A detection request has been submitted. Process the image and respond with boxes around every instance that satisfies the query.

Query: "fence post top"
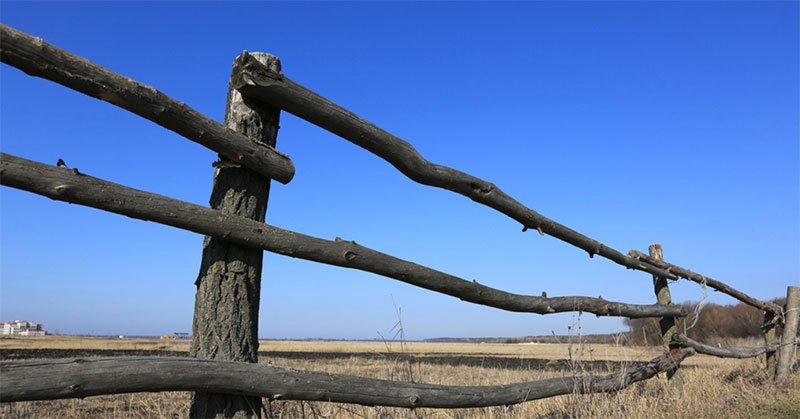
[235,50,281,74]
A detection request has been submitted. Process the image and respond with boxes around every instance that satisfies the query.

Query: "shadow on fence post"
[189,52,282,419]
[649,244,683,395]
[775,286,799,383]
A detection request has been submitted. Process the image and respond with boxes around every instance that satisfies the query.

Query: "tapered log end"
[249,52,281,73]
[648,243,662,258]
[232,51,282,81]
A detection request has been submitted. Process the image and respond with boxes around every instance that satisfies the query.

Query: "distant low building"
[160,332,190,340]
[1,320,46,336]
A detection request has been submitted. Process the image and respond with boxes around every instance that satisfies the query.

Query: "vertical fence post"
[775,286,799,382]
[189,52,282,419]
[649,244,683,394]
[763,311,779,377]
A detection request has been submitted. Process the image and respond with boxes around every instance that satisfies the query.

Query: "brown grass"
[1,337,798,418]
[0,335,191,352]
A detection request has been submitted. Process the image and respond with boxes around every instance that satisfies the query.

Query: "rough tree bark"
[649,244,683,394]
[190,52,281,419]
[764,311,779,377]
[775,286,799,383]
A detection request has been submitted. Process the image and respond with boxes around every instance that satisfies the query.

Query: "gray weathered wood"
[764,311,779,377]
[0,153,688,319]
[629,250,783,316]
[0,350,694,407]
[229,52,677,280]
[775,286,799,383]
[673,334,777,359]
[189,52,281,419]
[0,24,294,184]
[649,244,682,392]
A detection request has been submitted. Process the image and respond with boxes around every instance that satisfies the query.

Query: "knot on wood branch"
[469,182,494,195]
[53,184,72,196]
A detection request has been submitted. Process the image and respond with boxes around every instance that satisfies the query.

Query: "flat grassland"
[1,336,798,418]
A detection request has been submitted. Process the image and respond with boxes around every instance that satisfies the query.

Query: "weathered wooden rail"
[0,349,693,406]
[0,22,795,417]
[230,53,676,279]
[673,334,777,359]
[0,153,685,319]
[629,250,783,316]
[0,24,294,184]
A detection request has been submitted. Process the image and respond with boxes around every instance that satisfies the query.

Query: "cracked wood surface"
[0,24,294,183]
[0,349,694,407]
[189,52,282,419]
[0,153,688,319]
[775,286,799,383]
[648,244,682,391]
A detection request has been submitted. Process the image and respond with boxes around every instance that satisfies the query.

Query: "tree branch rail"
[0,153,688,319]
[230,52,678,279]
[0,349,694,407]
[628,250,782,316]
[673,334,781,359]
[0,24,294,184]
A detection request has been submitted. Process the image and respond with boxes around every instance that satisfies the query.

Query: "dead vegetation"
[1,337,797,418]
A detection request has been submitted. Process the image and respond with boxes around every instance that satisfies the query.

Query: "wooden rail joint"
[226,45,687,282]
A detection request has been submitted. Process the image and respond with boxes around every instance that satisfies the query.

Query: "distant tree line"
[624,297,786,346]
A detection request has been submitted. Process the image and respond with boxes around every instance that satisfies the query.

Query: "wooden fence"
[0,23,797,417]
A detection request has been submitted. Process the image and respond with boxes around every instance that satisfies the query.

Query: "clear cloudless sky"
[0,2,797,340]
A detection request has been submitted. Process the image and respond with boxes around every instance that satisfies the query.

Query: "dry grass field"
[1,336,798,418]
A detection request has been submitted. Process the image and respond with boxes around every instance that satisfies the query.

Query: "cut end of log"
[249,52,281,74]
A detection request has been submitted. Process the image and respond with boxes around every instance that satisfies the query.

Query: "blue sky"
[1,2,797,340]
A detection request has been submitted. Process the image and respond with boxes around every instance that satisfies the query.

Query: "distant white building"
[1,320,46,336]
